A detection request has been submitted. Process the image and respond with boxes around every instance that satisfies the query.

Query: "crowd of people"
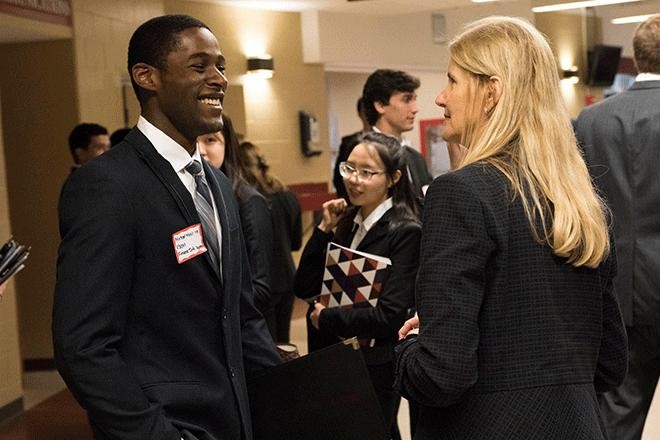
[1,9,652,440]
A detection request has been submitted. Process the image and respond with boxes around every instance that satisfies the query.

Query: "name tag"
[172,224,207,264]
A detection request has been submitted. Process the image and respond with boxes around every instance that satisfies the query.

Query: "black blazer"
[266,189,302,294]
[395,164,628,439]
[403,145,433,194]
[294,209,421,364]
[237,185,273,314]
[576,80,660,327]
[53,128,281,440]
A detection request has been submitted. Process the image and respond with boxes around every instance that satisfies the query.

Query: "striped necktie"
[185,160,221,273]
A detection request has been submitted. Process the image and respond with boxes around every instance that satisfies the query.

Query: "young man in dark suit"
[53,15,280,440]
[362,69,433,198]
[575,14,660,440]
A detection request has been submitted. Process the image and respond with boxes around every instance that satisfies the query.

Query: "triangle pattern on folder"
[318,242,391,310]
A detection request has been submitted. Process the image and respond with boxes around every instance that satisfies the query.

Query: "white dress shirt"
[137,116,222,254]
[636,72,660,82]
[350,197,393,249]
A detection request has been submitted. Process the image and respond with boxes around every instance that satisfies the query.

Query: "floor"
[3,300,659,440]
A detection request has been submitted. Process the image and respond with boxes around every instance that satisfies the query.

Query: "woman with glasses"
[294,131,421,437]
[395,17,627,439]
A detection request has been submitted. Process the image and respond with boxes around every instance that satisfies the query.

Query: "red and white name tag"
[172,223,207,264]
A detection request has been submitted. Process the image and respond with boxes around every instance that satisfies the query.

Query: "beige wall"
[71,0,164,129]
[535,12,590,118]
[324,1,533,161]
[309,0,533,72]
[596,1,660,58]
[0,40,79,360]
[164,0,330,185]
[0,92,23,411]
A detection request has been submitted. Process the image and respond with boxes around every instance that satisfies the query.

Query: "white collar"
[353,197,393,234]
[371,126,410,147]
[137,115,201,173]
[635,73,660,82]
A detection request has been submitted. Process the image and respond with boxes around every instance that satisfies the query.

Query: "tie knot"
[185,160,203,177]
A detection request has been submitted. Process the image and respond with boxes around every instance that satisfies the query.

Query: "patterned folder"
[319,242,391,309]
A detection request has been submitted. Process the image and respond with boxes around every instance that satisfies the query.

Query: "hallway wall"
[165,0,331,185]
[0,92,23,415]
[0,39,78,362]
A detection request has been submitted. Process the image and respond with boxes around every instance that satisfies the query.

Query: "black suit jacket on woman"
[53,128,280,440]
[294,209,421,364]
[395,164,628,440]
[237,185,273,315]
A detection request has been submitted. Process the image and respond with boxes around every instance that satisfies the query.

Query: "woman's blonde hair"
[450,16,609,268]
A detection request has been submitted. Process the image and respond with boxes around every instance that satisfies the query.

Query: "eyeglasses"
[339,162,384,182]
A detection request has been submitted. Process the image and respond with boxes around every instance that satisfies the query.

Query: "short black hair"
[362,69,420,126]
[110,128,132,147]
[68,123,108,157]
[127,15,210,102]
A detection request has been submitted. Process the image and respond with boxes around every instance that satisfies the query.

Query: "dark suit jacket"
[237,185,273,315]
[294,209,421,365]
[266,189,302,294]
[575,80,660,326]
[53,128,281,440]
[403,145,433,195]
[395,164,628,439]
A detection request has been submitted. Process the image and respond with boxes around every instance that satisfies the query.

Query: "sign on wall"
[0,0,72,26]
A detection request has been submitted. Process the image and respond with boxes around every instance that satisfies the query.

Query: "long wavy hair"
[238,141,286,194]
[449,16,609,268]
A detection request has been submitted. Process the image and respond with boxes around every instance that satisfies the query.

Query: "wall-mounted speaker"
[432,13,447,45]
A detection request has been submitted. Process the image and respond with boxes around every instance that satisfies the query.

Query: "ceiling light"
[471,0,499,3]
[532,0,641,13]
[611,14,654,24]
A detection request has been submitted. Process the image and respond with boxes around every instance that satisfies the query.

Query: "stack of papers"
[0,237,29,285]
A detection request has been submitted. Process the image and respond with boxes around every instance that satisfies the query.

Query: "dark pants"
[272,289,295,343]
[367,362,400,440]
[599,324,660,440]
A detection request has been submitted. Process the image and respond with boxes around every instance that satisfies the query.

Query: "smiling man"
[53,15,280,440]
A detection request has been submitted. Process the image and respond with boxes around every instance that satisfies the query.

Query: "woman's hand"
[310,302,326,330]
[398,313,419,340]
[318,198,348,233]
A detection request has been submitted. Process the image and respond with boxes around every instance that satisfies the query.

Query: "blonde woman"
[395,17,627,439]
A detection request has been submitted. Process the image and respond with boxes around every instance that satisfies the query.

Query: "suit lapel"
[126,129,222,280]
[356,211,391,251]
[127,129,198,224]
